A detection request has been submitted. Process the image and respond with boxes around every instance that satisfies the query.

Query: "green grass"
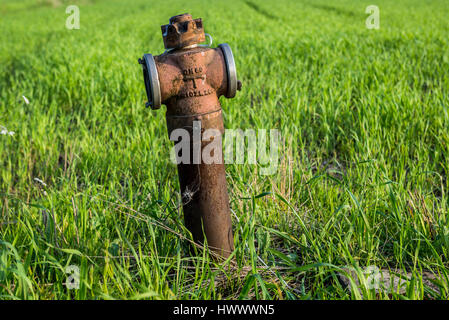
[1,0,449,300]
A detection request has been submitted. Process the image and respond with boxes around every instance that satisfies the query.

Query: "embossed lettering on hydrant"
[177,66,212,99]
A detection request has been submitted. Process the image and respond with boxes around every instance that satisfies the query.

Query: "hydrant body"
[140,14,241,257]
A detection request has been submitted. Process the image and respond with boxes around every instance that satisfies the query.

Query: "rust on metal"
[161,13,206,50]
[139,13,242,258]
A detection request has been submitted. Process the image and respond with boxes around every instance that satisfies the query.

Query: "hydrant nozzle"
[139,14,242,258]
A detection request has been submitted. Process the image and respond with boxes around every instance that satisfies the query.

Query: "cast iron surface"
[140,13,241,258]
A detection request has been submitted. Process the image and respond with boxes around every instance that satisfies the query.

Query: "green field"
[1,0,449,300]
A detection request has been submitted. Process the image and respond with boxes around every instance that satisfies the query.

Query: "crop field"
[1,0,449,300]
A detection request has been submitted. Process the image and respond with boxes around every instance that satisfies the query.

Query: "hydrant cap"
[161,13,206,50]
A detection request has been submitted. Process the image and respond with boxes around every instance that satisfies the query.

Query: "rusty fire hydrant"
[139,14,242,258]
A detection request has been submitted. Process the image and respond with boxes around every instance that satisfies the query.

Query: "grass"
[1,0,449,300]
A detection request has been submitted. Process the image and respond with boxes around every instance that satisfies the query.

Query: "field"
[1,0,449,300]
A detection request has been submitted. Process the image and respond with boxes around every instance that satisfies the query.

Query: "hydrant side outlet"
[140,14,242,258]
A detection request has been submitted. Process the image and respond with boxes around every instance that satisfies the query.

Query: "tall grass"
[1,0,448,299]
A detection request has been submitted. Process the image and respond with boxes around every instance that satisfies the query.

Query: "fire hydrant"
[139,13,242,258]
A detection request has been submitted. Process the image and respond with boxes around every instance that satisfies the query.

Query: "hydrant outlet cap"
[161,13,206,50]
[219,43,238,99]
[140,53,161,110]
